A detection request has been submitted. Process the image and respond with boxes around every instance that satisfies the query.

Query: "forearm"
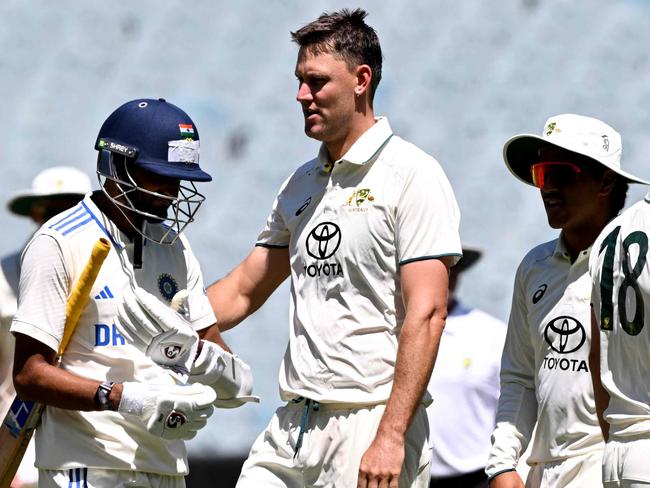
[14,358,121,411]
[207,247,290,332]
[378,311,444,439]
[207,277,257,331]
[486,381,537,477]
[14,334,122,411]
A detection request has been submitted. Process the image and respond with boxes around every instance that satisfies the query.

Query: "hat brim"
[138,159,212,182]
[454,247,482,272]
[7,192,87,217]
[503,134,650,186]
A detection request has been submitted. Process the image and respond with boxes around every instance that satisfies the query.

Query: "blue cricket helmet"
[95,98,212,182]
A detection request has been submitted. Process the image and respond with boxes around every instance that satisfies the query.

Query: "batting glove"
[119,381,216,440]
[190,341,260,408]
[117,287,199,378]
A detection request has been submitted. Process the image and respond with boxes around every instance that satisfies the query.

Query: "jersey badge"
[158,273,178,302]
[344,188,374,207]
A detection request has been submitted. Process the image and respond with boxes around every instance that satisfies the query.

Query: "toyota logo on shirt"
[543,315,586,354]
[306,222,341,260]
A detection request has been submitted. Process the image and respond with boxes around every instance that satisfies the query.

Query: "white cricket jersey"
[10,195,216,475]
[486,237,603,478]
[590,196,650,440]
[257,117,462,404]
[427,303,506,477]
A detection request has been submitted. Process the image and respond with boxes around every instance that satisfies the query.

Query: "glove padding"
[117,287,198,376]
[118,381,216,440]
[190,341,259,408]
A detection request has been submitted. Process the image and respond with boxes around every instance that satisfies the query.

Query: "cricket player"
[1,166,91,488]
[589,174,650,486]
[486,114,648,488]
[11,98,254,488]
[207,9,462,488]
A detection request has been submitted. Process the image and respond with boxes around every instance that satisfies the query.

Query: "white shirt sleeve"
[180,235,216,332]
[486,263,538,478]
[11,234,69,352]
[256,175,292,248]
[396,158,461,265]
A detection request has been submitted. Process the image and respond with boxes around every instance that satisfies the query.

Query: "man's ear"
[354,64,372,97]
[599,169,617,196]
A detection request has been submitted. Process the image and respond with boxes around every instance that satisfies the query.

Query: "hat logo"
[602,135,610,151]
[545,122,556,136]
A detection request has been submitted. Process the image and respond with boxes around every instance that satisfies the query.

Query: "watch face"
[95,382,114,410]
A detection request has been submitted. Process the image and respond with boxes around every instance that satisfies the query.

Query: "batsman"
[9,98,256,488]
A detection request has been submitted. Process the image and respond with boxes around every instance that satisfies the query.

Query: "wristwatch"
[94,381,115,411]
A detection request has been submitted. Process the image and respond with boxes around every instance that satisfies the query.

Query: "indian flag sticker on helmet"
[179,123,195,138]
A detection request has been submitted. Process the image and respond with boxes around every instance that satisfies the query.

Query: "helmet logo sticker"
[168,139,200,164]
[97,139,137,158]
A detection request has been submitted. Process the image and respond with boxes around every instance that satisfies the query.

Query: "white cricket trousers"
[237,400,431,488]
[38,468,185,488]
[603,438,650,487]
[524,449,602,488]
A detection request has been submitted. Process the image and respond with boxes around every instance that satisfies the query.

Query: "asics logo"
[295,197,312,216]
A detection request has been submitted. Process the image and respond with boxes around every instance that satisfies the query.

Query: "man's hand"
[489,471,525,488]
[118,381,216,440]
[117,287,199,376]
[189,341,259,408]
[357,432,404,488]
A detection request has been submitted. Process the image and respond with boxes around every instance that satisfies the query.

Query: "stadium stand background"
[2,0,650,485]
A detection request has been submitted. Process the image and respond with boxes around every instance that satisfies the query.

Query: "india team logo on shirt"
[158,273,178,302]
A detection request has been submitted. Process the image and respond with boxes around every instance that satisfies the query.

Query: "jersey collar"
[318,117,393,170]
[81,195,126,250]
[553,233,591,264]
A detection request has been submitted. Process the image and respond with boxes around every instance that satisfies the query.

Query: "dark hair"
[291,8,383,104]
[582,158,628,218]
[609,176,629,217]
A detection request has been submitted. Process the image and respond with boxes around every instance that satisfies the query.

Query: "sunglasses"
[530,161,582,188]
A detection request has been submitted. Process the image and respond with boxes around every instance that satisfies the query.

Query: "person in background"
[428,246,507,488]
[0,166,91,488]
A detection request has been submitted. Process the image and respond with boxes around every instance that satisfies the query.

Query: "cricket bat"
[0,237,111,488]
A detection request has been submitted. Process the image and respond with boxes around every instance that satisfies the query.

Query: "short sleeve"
[396,159,462,265]
[256,175,292,248]
[179,235,216,332]
[11,234,70,351]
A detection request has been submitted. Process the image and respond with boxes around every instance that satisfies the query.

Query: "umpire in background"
[427,247,507,488]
